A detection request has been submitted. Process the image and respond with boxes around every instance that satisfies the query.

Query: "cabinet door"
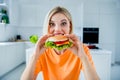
[92,54,111,80]
[0,43,25,77]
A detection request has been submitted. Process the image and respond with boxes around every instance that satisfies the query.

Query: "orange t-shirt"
[34,44,94,80]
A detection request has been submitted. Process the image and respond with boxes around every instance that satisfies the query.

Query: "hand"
[65,34,86,58]
[34,34,53,59]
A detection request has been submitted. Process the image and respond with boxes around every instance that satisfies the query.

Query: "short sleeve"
[81,44,95,70]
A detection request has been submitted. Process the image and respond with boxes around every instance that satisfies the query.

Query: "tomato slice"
[54,39,69,44]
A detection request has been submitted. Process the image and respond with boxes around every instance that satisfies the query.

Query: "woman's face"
[48,13,71,35]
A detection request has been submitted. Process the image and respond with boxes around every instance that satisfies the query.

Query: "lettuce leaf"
[29,35,38,44]
[45,41,73,51]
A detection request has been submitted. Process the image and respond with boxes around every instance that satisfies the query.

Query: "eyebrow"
[49,19,67,23]
[61,19,67,22]
[49,20,54,23]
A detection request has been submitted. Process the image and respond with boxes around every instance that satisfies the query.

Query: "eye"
[61,22,67,26]
[49,22,55,27]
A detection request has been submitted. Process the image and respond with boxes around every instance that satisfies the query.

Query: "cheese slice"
[56,41,69,46]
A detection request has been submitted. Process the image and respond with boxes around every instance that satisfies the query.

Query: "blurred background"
[0,0,120,80]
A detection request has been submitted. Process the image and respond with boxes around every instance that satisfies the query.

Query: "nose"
[54,24,62,32]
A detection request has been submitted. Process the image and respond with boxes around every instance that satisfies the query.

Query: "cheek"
[48,27,54,34]
[63,26,70,33]
[67,23,71,33]
[68,27,71,33]
[69,26,72,33]
[48,26,51,33]
[67,24,71,33]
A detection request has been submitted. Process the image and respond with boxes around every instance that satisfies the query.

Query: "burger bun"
[47,35,68,42]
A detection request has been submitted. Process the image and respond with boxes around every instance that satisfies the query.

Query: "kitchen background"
[0,0,120,80]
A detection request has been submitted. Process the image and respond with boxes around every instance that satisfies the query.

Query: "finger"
[36,34,50,45]
[66,34,78,42]
[46,34,54,38]
[39,34,53,41]
[35,34,49,49]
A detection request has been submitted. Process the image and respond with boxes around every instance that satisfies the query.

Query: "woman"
[21,6,100,80]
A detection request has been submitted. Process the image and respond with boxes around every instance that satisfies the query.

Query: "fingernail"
[65,34,69,35]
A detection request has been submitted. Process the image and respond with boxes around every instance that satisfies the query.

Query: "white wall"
[115,5,120,62]
[0,24,17,42]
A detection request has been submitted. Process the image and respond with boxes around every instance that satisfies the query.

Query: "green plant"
[1,9,7,14]
[1,15,9,23]
[0,9,9,24]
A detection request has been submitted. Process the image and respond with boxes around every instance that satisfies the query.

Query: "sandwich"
[45,35,73,50]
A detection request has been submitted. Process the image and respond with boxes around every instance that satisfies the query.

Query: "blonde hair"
[43,6,73,34]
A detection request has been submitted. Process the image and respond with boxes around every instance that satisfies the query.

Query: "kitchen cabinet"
[0,42,25,77]
[90,49,112,80]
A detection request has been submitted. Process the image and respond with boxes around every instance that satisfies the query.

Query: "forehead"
[50,13,69,22]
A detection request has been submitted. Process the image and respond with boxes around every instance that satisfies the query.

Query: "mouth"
[53,33,64,36]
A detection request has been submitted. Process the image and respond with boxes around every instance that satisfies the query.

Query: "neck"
[54,49,66,55]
